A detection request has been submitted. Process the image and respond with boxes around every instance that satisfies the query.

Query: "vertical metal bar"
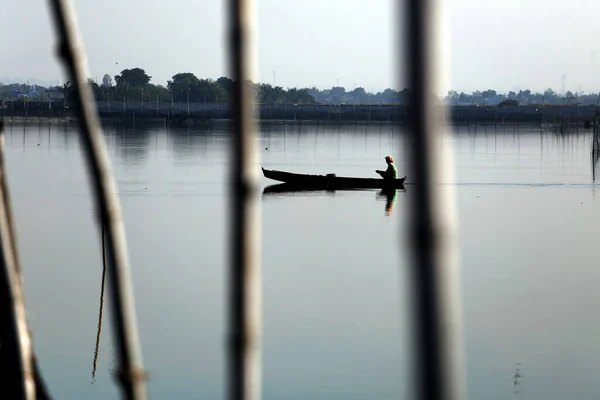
[0,120,36,399]
[226,0,262,399]
[45,1,147,399]
[401,0,465,399]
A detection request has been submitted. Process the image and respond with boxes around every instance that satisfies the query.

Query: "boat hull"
[262,183,406,196]
[261,167,406,189]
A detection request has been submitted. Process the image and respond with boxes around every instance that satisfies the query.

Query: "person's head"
[385,155,394,164]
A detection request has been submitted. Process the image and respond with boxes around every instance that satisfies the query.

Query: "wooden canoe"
[261,167,406,189]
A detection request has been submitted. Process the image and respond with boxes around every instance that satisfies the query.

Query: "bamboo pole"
[226,0,262,399]
[45,1,147,399]
[401,1,465,400]
[0,120,36,399]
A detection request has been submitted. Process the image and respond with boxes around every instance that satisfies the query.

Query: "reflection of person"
[378,188,398,216]
[376,155,398,180]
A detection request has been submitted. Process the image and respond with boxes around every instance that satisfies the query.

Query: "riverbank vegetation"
[2,67,599,107]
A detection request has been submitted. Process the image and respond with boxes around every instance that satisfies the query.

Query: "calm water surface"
[5,122,600,399]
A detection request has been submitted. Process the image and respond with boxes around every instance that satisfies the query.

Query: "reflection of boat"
[262,184,405,216]
[262,167,406,190]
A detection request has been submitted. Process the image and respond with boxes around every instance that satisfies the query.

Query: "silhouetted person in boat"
[376,155,398,179]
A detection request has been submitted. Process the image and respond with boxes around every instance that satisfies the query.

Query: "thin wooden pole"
[226,0,262,399]
[45,1,147,399]
[402,1,465,400]
[0,120,36,399]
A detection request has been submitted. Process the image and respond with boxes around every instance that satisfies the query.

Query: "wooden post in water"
[226,0,262,400]
[0,120,36,399]
[401,0,465,399]
[46,1,148,399]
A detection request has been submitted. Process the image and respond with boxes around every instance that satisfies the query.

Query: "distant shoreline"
[2,103,598,127]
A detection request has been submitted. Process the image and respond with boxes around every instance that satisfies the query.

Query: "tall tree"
[114,68,151,88]
[216,76,233,98]
[167,72,200,102]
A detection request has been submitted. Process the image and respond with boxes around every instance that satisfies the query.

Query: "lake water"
[5,121,600,399]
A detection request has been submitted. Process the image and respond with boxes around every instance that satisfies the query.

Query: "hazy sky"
[2,0,600,94]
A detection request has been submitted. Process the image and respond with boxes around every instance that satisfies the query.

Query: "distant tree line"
[2,67,600,106]
[443,88,600,106]
[0,67,413,106]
